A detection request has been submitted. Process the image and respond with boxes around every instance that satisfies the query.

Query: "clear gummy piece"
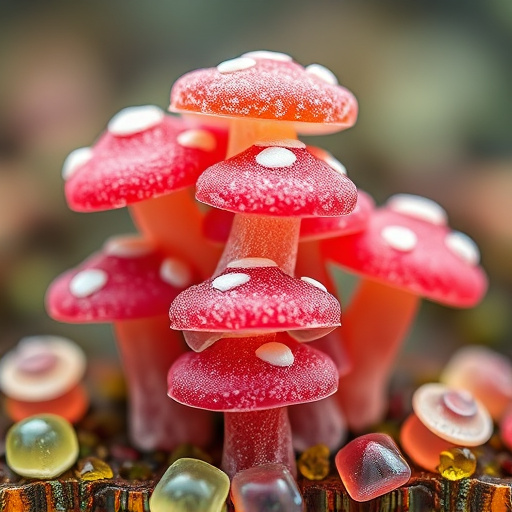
[231,463,304,512]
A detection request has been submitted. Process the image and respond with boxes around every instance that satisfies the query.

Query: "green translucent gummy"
[6,414,79,479]
[150,458,229,512]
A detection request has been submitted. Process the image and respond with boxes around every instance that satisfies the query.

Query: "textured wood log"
[1,469,511,511]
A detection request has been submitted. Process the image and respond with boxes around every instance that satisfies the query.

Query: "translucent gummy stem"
[114,316,213,451]
[222,407,296,479]
[337,279,419,431]
[215,215,300,276]
[130,187,222,279]
[226,118,296,158]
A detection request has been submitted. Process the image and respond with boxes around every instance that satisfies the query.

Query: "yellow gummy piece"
[297,444,330,480]
[78,457,114,481]
[438,447,476,481]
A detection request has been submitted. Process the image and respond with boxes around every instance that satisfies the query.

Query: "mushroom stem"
[288,239,349,450]
[130,187,222,279]
[336,279,419,432]
[114,315,213,451]
[226,119,296,158]
[222,407,296,479]
[214,214,300,276]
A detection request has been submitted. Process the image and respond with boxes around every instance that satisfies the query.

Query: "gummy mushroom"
[440,345,512,421]
[400,383,492,473]
[321,194,488,431]
[170,51,358,158]
[46,235,212,451]
[0,336,87,423]
[168,334,338,478]
[196,140,357,275]
[62,105,227,277]
[169,257,341,352]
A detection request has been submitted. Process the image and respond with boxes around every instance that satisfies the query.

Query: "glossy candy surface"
[196,142,357,217]
[170,53,358,133]
[335,433,411,502]
[6,414,79,479]
[231,463,304,512]
[438,447,477,481]
[64,107,227,211]
[321,195,487,307]
[76,457,114,481]
[149,458,229,512]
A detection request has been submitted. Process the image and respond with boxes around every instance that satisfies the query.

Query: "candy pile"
[0,51,505,511]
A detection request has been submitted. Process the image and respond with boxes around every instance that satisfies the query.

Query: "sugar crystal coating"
[107,105,164,136]
[62,147,93,180]
[438,447,476,481]
[196,145,357,217]
[150,458,229,512]
[255,342,295,367]
[231,463,303,512]
[6,414,79,479]
[168,335,338,411]
[169,266,340,333]
[69,269,108,298]
[335,433,411,502]
[170,57,358,132]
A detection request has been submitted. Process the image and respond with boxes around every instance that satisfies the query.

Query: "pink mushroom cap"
[62,106,227,212]
[168,335,338,412]
[196,141,357,217]
[169,257,340,336]
[46,235,195,322]
[169,52,358,134]
[321,194,487,307]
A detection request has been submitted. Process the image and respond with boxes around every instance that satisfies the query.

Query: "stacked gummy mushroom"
[166,50,359,484]
[46,105,228,451]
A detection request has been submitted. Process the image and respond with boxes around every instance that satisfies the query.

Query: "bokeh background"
[1,0,511,381]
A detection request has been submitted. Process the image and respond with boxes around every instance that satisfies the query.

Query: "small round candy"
[438,447,476,481]
[6,414,79,479]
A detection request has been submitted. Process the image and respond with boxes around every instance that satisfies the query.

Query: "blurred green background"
[0,0,511,379]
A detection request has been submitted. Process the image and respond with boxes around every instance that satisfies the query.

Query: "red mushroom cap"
[169,52,357,134]
[63,106,227,212]
[321,194,487,307]
[169,257,340,338]
[300,189,375,241]
[196,141,357,217]
[46,235,195,322]
[168,334,338,412]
